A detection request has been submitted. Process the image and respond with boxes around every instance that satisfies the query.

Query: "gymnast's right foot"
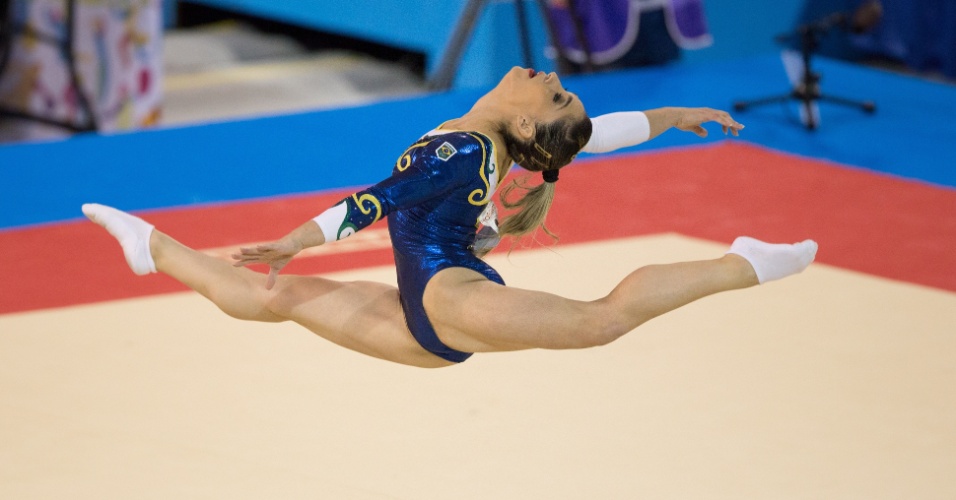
[82,203,157,275]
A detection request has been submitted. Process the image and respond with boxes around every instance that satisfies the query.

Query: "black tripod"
[733,12,875,130]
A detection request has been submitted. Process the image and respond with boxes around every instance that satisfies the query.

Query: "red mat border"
[4,142,955,314]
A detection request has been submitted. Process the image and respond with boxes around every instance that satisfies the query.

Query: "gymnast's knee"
[262,285,304,320]
[571,302,635,348]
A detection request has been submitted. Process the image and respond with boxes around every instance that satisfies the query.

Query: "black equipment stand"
[427,0,592,91]
[732,12,875,130]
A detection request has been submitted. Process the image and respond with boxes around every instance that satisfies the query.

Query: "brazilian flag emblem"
[436,141,458,161]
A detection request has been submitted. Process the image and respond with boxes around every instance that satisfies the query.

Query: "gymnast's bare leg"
[83,203,815,366]
[82,204,453,368]
[425,239,816,353]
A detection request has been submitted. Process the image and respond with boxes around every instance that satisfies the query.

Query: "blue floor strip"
[2,55,954,229]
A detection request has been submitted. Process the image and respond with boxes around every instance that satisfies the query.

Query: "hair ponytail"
[498,178,557,239]
[496,116,591,241]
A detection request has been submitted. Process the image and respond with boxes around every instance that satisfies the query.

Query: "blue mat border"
[2,55,954,230]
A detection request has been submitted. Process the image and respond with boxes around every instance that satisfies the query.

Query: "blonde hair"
[496,116,592,241]
[498,177,557,239]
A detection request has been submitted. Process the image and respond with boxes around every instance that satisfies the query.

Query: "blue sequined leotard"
[321,130,504,363]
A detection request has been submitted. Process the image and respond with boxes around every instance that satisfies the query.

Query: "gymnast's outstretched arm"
[583,107,745,154]
[233,137,473,288]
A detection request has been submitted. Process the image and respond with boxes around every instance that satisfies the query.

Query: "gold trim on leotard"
[351,193,383,223]
[395,140,431,172]
[465,132,492,206]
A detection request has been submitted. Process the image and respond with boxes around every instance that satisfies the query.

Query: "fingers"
[724,119,744,135]
[712,110,744,135]
[231,247,264,267]
[231,244,282,266]
[677,108,744,138]
[231,253,284,289]
[689,108,744,137]
[721,124,741,137]
[225,243,290,289]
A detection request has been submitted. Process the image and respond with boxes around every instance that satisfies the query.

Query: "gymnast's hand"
[232,237,303,290]
[232,220,326,289]
[673,107,744,138]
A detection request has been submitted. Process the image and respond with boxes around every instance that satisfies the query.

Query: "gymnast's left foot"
[727,236,818,284]
[82,203,157,275]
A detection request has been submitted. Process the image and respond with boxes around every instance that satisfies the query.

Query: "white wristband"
[312,201,349,242]
[582,111,651,154]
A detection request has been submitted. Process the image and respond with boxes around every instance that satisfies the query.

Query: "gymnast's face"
[482,66,587,128]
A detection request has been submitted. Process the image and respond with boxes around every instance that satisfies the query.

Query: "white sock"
[82,203,157,275]
[727,236,818,284]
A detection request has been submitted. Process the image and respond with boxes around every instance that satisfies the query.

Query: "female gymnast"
[83,67,817,368]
